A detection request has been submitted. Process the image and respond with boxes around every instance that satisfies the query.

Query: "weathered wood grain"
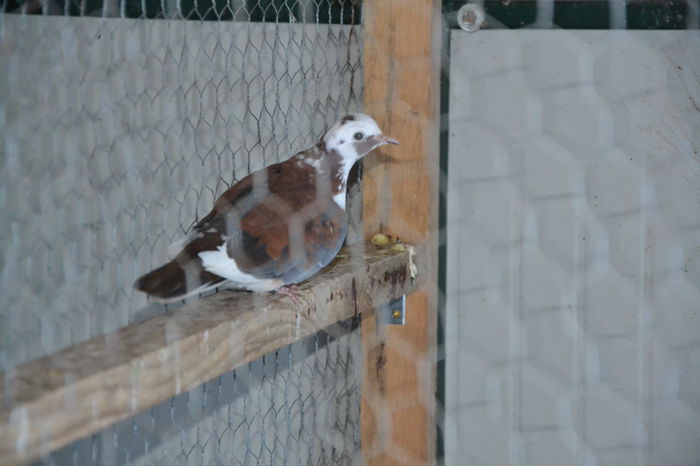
[361,0,441,464]
[0,246,424,465]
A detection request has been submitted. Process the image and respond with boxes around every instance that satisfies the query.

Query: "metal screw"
[458,4,485,32]
[381,296,406,325]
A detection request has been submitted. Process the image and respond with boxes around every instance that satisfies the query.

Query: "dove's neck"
[337,153,358,184]
[328,146,359,210]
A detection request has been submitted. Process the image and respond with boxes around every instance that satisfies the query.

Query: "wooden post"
[361,0,441,464]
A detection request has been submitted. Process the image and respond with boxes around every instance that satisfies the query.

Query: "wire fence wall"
[0,1,362,369]
[1,1,364,464]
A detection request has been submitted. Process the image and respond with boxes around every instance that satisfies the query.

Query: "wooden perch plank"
[0,245,425,465]
[361,0,441,464]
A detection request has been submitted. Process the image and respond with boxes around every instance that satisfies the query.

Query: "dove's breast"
[191,155,349,292]
[279,203,349,285]
[223,198,348,289]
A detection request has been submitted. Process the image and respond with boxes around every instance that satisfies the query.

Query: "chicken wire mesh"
[0,0,365,464]
[5,0,700,465]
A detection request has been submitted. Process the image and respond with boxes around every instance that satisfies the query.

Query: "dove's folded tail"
[134,258,225,303]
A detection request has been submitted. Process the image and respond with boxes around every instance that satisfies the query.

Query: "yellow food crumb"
[390,243,406,252]
[371,233,389,246]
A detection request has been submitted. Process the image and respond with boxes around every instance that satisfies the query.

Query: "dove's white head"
[314,113,398,209]
[322,113,399,162]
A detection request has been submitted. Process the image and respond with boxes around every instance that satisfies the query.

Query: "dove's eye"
[353,132,364,141]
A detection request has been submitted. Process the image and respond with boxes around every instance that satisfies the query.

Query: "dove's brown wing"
[191,149,348,284]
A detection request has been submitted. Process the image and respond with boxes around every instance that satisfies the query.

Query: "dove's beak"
[378,135,399,145]
[357,134,400,158]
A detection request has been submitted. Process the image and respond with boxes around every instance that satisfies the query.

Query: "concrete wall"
[445,30,700,466]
